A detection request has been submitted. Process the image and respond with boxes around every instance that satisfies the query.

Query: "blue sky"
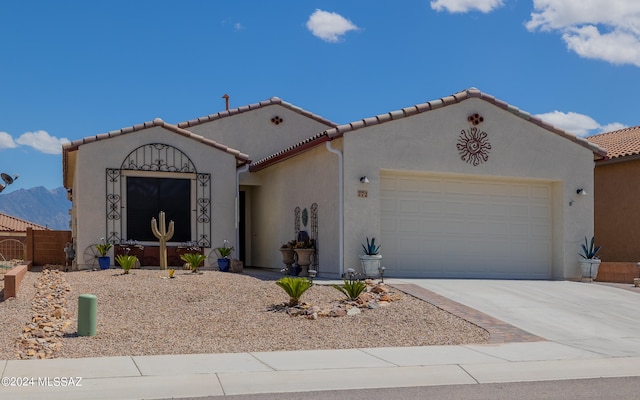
[1,0,639,192]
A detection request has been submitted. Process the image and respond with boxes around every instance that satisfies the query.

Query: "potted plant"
[115,254,138,275]
[180,252,207,273]
[579,236,601,281]
[214,240,234,272]
[360,237,382,278]
[293,237,315,277]
[95,238,112,270]
[280,240,297,275]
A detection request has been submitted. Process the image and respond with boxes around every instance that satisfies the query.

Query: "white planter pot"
[360,255,382,278]
[294,249,314,277]
[579,259,601,279]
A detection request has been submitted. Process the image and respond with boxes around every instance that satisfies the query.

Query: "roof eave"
[249,135,329,172]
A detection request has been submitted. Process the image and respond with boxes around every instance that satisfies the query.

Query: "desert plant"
[151,211,174,270]
[115,254,137,274]
[95,238,113,257]
[579,236,601,259]
[180,252,207,273]
[215,240,234,258]
[333,279,367,301]
[294,238,315,249]
[362,237,380,255]
[276,276,313,306]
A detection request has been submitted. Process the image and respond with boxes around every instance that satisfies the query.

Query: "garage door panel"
[381,173,552,279]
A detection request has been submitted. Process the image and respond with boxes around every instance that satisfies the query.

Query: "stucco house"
[62,88,606,279]
[587,127,640,281]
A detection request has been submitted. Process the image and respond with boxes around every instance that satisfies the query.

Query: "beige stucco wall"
[248,141,342,277]
[71,126,238,268]
[341,98,594,280]
[187,104,333,162]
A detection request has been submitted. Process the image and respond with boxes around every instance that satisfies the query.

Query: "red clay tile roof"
[587,126,640,160]
[177,97,337,129]
[0,212,48,232]
[63,118,250,161]
[250,88,608,171]
[62,118,251,187]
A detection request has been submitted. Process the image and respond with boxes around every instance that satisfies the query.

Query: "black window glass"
[126,177,190,242]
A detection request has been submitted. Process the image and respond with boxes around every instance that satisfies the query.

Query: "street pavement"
[2,279,640,399]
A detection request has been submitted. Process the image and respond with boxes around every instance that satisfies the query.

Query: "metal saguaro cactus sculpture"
[151,211,174,270]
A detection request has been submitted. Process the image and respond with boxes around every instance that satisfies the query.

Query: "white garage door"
[380,172,552,279]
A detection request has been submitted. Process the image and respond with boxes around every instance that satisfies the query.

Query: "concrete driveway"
[392,279,640,357]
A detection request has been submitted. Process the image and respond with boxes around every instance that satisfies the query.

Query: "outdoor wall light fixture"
[360,176,370,184]
[570,188,588,206]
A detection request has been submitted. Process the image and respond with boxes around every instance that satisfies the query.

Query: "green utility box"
[77,294,97,337]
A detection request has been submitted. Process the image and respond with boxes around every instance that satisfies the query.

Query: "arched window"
[105,143,211,247]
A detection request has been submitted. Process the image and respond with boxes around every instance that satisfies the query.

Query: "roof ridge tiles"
[62,118,250,162]
[177,96,337,129]
[251,87,607,171]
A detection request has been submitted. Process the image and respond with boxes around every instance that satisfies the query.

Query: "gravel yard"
[1,268,489,360]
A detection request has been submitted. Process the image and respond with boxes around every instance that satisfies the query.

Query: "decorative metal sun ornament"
[457,126,491,166]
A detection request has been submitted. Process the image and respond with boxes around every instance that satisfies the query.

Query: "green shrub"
[276,277,313,306]
[180,253,207,273]
[115,254,138,274]
[333,279,367,301]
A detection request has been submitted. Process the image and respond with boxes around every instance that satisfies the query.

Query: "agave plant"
[180,252,207,273]
[115,254,138,274]
[362,237,380,255]
[333,279,367,301]
[579,236,601,260]
[276,277,313,306]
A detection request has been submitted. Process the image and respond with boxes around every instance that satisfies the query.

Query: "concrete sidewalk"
[2,343,640,399]
[3,278,640,399]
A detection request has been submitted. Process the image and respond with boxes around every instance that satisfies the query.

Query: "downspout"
[325,141,344,277]
[236,164,250,260]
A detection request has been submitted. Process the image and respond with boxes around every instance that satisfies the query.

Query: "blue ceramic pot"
[217,258,230,272]
[98,256,110,270]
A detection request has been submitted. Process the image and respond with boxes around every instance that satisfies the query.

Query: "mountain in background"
[0,186,70,230]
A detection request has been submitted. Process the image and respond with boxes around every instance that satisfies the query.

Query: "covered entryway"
[380,171,552,279]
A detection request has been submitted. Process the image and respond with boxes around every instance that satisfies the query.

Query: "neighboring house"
[588,126,640,262]
[0,212,49,260]
[62,88,606,279]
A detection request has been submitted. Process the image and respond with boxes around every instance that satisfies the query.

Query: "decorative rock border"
[15,269,73,359]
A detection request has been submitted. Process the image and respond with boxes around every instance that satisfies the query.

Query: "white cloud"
[0,132,17,150]
[535,110,627,136]
[306,9,359,43]
[430,0,504,13]
[598,122,627,133]
[526,0,640,67]
[234,22,244,31]
[15,130,70,155]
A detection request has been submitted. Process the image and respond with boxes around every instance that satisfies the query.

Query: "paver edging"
[390,283,544,344]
